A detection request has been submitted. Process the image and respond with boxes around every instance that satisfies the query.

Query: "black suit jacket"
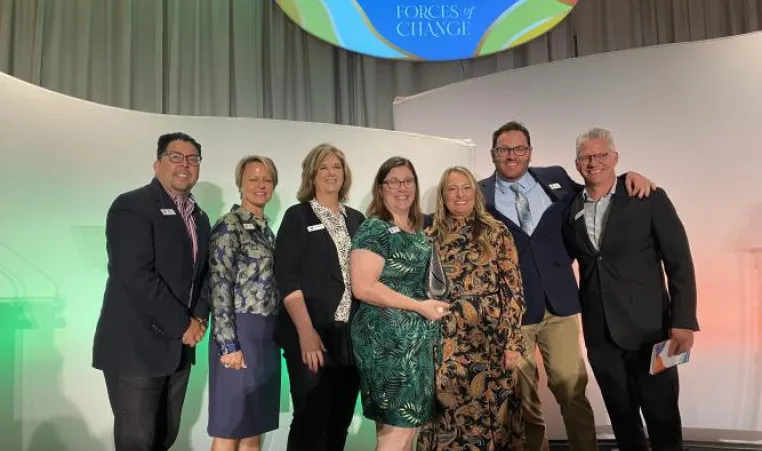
[92,178,211,377]
[479,166,582,324]
[562,179,699,351]
[273,202,365,393]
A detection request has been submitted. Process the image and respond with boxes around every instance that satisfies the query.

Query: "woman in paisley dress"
[417,166,527,451]
[350,156,451,450]
[207,155,281,451]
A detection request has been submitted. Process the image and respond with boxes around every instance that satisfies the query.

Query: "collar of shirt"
[495,170,536,195]
[162,186,196,212]
[233,205,269,228]
[310,198,347,217]
[583,181,617,202]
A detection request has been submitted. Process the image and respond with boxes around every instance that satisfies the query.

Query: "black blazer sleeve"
[105,197,191,338]
[651,188,699,331]
[274,205,306,298]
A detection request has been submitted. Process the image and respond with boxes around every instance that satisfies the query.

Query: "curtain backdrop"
[1,0,760,130]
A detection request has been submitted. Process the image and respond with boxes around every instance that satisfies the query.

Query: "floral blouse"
[310,199,353,322]
[209,206,279,355]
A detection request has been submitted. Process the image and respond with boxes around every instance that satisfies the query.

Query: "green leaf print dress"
[350,217,438,428]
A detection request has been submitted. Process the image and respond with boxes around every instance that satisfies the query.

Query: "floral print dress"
[417,216,527,451]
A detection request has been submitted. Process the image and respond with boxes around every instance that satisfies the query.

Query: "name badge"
[549,183,562,189]
[388,226,401,234]
[574,210,585,220]
[243,223,255,230]
[160,208,176,216]
[307,224,325,232]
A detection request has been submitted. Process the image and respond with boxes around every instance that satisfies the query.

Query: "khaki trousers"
[517,311,598,451]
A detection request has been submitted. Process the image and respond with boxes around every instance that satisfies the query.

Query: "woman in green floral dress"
[350,156,451,450]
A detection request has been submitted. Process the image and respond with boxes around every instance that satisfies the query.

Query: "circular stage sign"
[274,0,577,61]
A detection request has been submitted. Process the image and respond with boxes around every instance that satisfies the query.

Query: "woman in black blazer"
[274,143,365,451]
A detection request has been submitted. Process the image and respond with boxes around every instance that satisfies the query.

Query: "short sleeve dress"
[350,217,439,427]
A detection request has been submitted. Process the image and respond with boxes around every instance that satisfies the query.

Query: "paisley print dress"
[350,217,439,427]
[417,216,527,450]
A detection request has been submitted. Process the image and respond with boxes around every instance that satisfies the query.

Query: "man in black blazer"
[563,128,698,451]
[479,121,655,451]
[92,132,211,451]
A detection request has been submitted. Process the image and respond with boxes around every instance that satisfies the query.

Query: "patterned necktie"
[510,184,533,234]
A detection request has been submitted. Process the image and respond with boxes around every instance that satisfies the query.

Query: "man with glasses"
[562,128,696,451]
[478,122,655,451]
[93,132,211,451]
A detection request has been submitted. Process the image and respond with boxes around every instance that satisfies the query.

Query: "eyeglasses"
[576,152,611,165]
[162,151,202,166]
[492,145,530,157]
[382,178,416,189]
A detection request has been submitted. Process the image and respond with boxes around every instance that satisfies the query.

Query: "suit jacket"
[92,178,211,377]
[479,166,581,324]
[562,179,699,351]
[273,201,365,394]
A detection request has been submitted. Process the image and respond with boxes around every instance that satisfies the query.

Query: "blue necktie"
[510,184,533,234]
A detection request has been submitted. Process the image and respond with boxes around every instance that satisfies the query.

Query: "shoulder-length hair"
[430,166,502,255]
[366,156,423,230]
[296,143,352,203]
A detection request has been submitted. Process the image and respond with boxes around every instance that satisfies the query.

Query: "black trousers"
[285,359,360,451]
[586,333,682,451]
[103,362,191,451]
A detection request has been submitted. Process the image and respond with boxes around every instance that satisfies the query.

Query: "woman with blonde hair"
[207,155,281,451]
[417,166,527,450]
[274,143,365,450]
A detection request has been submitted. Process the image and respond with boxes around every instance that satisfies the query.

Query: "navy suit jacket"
[479,166,581,324]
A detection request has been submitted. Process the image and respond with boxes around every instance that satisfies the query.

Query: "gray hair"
[575,128,616,155]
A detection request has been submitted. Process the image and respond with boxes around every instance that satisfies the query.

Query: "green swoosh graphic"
[476,0,572,56]
[282,0,340,46]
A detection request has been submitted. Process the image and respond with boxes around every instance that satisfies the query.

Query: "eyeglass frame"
[575,151,613,165]
[381,177,416,189]
[491,145,531,157]
[161,150,203,166]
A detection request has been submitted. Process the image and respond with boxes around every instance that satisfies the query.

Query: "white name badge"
[243,223,255,230]
[388,226,401,234]
[549,183,562,189]
[160,208,176,216]
[574,210,585,220]
[307,224,325,232]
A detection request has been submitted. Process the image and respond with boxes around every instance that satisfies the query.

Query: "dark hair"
[366,156,424,231]
[156,132,202,160]
[491,121,531,149]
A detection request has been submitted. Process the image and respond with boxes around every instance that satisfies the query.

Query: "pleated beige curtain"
[0,0,760,130]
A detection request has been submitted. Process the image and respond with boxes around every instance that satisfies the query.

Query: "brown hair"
[365,156,424,230]
[430,166,503,255]
[296,143,353,202]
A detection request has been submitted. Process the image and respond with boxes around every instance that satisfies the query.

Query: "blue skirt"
[207,313,281,438]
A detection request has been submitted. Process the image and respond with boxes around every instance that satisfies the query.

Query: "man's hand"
[624,171,657,198]
[182,317,206,347]
[503,350,521,370]
[668,328,694,356]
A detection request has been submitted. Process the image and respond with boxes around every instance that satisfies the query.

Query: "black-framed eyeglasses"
[576,152,611,165]
[382,178,416,189]
[162,151,202,166]
[492,145,530,157]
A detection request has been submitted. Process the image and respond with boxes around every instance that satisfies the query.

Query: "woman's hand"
[298,327,326,373]
[220,350,247,370]
[417,300,451,321]
[503,349,521,370]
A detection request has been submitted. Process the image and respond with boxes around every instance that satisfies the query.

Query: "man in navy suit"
[93,132,211,451]
[478,122,654,451]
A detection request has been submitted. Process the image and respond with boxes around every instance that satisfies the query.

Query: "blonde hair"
[234,155,278,197]
[430,166,503,255]
[296,144,352,202]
